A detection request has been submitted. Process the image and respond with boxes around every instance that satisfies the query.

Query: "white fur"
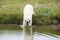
[23,4,35,27]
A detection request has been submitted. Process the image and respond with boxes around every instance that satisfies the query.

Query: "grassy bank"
[0,7,60,25]
[0,0,60,25]
[0,13,23,24]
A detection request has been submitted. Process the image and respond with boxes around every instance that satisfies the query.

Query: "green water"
[0,24,60,35]
[0,24,60,40]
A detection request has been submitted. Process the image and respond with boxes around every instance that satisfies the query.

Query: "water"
[23,26,33,40]
[0,25,60,40]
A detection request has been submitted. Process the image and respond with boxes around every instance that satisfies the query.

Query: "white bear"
[23,4,35,27]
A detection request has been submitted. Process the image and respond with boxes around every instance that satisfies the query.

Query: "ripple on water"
[0,30,60,40]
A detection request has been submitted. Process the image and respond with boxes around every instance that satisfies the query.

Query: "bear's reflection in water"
[23,26,33,40]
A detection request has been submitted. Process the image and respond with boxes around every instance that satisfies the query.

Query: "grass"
[0,13,23,24]
[0,0,60,14]
[0,0,60,24]
[0,6,60,24]
[1,0,60,5]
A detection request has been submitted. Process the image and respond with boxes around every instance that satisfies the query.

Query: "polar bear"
[23,4,35,27]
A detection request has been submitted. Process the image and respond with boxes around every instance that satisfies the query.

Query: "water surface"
[0,25,60,40]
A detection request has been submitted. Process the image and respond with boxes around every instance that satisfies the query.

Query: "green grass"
[0,6,60,24]
[1,0,60,5]
[0,0,60,24]
[0,14,23,24]
[33,6,60,25]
